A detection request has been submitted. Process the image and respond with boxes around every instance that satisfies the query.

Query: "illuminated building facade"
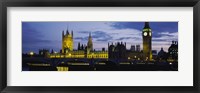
[46,22,176,62]
[48,23,154,60]
[142,22,152,61]
[62,29,73,53]
[87,50,108,59]
[49,31,108,59]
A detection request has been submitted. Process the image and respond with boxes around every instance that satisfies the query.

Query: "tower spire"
[89,32,91,37]
[87,32,93,52]
[62,30,64,38]
[66,25,69,35]
[71,30,73,37]
[78,42,81,50]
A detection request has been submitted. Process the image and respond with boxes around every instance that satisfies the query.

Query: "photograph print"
[22,22,178,71]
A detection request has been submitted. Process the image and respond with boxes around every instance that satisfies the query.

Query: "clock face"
[143,32,147,36]
[149,32,151,36]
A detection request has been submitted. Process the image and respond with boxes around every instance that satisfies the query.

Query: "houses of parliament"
[48,29,108,59]
[41,22,177,62]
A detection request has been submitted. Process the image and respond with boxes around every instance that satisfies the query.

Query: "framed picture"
[0,0,200,93]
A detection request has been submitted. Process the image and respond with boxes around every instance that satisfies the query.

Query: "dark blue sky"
[22,22,178,53]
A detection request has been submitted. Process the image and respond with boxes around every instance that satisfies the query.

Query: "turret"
[78,42,81,50]
[81,44,84,50]
[71,30,73,37]
[89,32,91,38]
[176,41,178,45]
[62,30,64,39]
[66,25,69,35]
[66,30,69,35]
[51,49,54,54]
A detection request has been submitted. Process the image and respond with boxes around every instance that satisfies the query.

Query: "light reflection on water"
[57,67,69,71]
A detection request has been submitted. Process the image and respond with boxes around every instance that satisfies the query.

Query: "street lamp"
[29,51,34,57]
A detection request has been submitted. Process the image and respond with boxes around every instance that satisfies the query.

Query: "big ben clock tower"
[142,22,152,61]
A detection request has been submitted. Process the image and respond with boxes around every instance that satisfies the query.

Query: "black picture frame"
[0,0,200,93]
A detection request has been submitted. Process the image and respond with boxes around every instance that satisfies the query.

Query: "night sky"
[22,22,178,54]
